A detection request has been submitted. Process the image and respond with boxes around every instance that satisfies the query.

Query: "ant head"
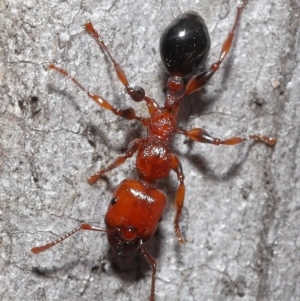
[107,226,140,255]
[160,11,210,78]
[105,179,166,254]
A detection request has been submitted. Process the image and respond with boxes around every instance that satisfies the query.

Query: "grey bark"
[0,0,299,300]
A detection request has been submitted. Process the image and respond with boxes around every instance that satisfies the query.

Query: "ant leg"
[182,0,248,97]
[31,224,109,254]
[140,242,157,301]
[171,154,186,244]
[49,64,150,126]
[176,128,277,146]
[88,138,143,185]
[85,22,159,115]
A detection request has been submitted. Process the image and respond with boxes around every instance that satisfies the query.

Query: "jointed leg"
[140,242,157,301]
[88,138,143,185]
[182,0,248,97]
[171,154,186,244]
[176,128,277,146]
[31,224,109,254]
[49,64,149,126]
[85,22,158,115]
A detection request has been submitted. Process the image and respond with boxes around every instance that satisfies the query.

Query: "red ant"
[32,1,276,300]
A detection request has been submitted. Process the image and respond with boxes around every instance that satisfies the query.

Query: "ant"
[31,1,276,300]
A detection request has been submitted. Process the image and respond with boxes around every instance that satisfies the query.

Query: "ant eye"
[110,197,117,205]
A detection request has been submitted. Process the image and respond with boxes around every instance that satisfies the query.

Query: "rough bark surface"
[1,0,299,300]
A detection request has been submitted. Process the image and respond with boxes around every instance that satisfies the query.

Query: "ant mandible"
[32,1,276,300]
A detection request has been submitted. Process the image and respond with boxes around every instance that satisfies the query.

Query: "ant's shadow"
[160,65,258,183]
[176,89,257,183]
[31,229,163,293]
[106,227,163,286]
